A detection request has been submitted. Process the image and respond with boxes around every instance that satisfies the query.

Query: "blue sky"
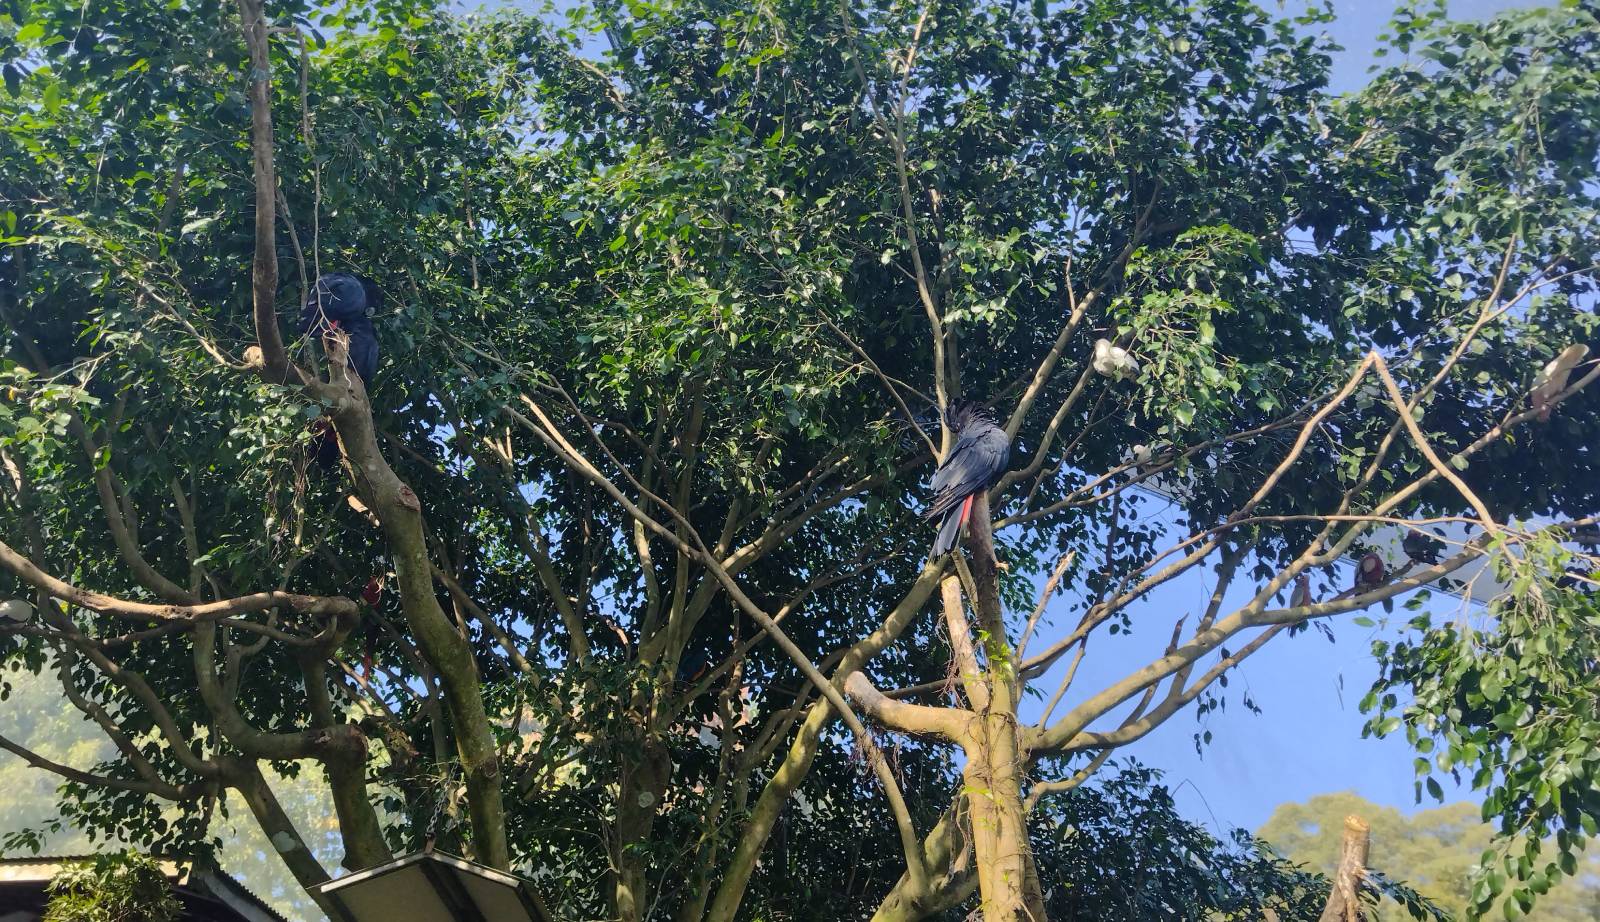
[1010,0,1555,836]
[1017,532,1447,835]
[1319,0,1552,92]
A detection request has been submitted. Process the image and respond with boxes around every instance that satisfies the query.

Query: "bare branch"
[0,731,209,800]
[234,0,290,381]
[845,672,964,741]
[0,537,357,623]
[1017,550,1075,659]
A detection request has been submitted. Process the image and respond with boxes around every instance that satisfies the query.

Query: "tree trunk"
[1317,815,1370,922]
[226,760,338,919]
[313,346,510,870]
[965,711,1044,921]
[963,492,1047,922]
[231,0,507,872]
[302,658,393,871]
[613,736,672,922]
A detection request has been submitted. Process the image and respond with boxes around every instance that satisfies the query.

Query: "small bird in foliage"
[925,402,1011,558]
[300,272,382,385]
[1127,440,1171,479]
[1402,529,1444,566]
[1353,552,1385,592]
[1530,344,1589,422]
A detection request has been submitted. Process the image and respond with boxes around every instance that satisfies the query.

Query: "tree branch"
[235,0,289,381]
[845,671,965,741]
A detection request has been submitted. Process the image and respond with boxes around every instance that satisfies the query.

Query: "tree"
[43,854,181,922]
[0,671,334,921]
[1035,765,1442,921]
[1364,559,1600,920]
[1261,791,1600,921]
[1,0,1597,920]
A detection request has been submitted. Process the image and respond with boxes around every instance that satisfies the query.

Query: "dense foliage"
[1,0,1596,919]
[43,853,181,922]
[1036,765,1442,921]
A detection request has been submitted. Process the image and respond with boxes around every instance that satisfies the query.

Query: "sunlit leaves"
[1365,536,1600,919]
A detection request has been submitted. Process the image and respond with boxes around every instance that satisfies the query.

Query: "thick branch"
[235,0,289,381]
[0,536,357,623]
[845,672,965,741]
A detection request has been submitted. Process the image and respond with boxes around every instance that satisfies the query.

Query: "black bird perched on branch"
[924,402,1011,558]
[300,273,382,470]
[1403,528,1444,566]
[300,272,382,385]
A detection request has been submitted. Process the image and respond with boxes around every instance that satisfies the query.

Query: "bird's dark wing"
[925,422,1010,518]
[303,273,370,329]
[926,430,985,517]
[344,319,379,384]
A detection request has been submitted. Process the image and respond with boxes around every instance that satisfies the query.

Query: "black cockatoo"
[925,402,1011,558]
[1402,529,1444,566]
[300,272,382,385]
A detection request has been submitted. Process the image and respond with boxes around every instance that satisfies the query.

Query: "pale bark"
[964,493,1045,921]
[870,797,978,922]
[1317,816,1371,922]
[228,760,338,918]
[965,704,1042,921]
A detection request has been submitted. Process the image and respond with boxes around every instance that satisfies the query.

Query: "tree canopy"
[1,0,1597,919]
[1262,791,1600,921]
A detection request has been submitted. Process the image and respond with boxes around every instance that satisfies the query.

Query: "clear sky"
[1015,0,1556,839]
